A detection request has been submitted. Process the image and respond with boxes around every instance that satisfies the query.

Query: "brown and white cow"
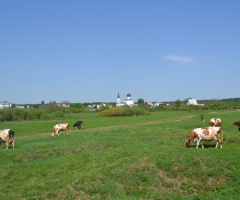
[185,127,223,149]
[0,129,15,149]
[233,121,240,131]
[51,123,70,136]
[209,118,221,127]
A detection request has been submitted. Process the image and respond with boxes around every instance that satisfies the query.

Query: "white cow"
[185,127,223,149]
[0,129,15,149]
[51,123,70,136]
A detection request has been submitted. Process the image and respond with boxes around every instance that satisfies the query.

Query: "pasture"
[1,110,240,199]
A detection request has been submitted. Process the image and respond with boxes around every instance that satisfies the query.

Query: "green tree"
[48,101,58,112]
[137,98,144,104]
[174,99,181,107]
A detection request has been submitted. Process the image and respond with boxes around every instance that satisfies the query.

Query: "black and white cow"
[0,129,15,149]
[73,121,83,129]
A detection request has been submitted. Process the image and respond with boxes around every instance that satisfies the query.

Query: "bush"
[99,107,124,117]
[0,108,62,121]
[53,111,64,119]
[99,107,148,117]
[41,114,50,120]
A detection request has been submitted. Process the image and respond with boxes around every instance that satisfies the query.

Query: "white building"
[0,102,12,109]
[187,99,204,106]
[116,93,134,107]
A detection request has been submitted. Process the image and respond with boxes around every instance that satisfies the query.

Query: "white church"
[116,93,134,107]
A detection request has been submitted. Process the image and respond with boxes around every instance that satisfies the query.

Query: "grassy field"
[1,110,240,199]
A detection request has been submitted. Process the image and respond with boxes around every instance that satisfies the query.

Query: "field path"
[15,115,194,138]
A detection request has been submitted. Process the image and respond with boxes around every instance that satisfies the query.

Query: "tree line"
[0,98,240,121]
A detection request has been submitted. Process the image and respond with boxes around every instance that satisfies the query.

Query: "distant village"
[0,93,204,109]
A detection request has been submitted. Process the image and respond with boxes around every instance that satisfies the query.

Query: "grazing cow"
[185,127,223,149]
[51,123,70,136]
[73,121,83,129]
[209,118,221,127]
[0,129,15,149]
[233,121,240,131]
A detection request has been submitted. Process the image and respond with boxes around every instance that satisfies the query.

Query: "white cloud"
[164,55,195,63]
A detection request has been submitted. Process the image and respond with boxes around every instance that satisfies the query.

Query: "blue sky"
[1,0,239,104]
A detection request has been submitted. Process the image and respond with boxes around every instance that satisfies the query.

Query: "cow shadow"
[189,143,218,148]
[201,144,218,148]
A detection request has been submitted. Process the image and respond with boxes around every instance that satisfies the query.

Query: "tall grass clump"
[99,107,148,117]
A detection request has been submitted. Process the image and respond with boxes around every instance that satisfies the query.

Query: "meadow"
[1,110,240,199]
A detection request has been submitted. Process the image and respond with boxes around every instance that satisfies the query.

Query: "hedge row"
[0,109,66,121]
[99,107,148,117]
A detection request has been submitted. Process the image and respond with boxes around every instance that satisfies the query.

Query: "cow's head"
[8,130,14,138]
[185,139,191,148]
[233,121,240,126]
[51,128,55,135]
[8,138,14,144]
[209,122,214,127]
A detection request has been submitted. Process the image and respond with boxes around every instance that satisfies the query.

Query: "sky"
[1,0,240,104]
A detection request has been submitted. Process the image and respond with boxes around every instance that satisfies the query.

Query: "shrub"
[99,107,148,117]
[123,107,134,116]
[99,107,124,117]
[53,111,64,119]
[41,114,49,120]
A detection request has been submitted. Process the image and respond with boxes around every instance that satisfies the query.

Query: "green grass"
[1,110,240,199]
[0,111,192,136]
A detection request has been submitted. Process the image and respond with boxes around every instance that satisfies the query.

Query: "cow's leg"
[196,140,200,148]
[219,139,222,149]
[6,142,9,150]
[200,140,204,148]
[214,137,222,148]
[213,137,218,148]
[56,131,59,136]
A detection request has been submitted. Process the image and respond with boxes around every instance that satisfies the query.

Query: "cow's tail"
[68,123,71,135]
[221,128,223,143]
